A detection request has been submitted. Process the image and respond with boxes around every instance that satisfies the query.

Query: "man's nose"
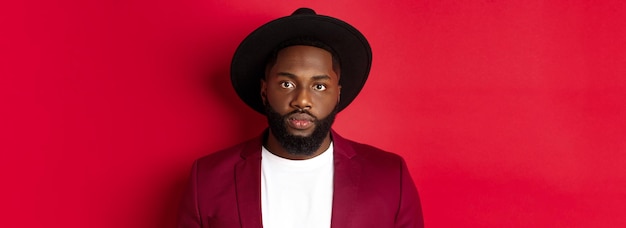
[290,87,312,110]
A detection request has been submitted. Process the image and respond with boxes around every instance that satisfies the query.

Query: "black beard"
[264,103,338,157]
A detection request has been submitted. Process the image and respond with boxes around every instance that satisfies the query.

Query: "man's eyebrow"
[276,72,296,79]
[311,75,331,81]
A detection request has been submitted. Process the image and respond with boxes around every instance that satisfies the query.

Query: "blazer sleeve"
[177,160,203,228]
[395,158,424,228]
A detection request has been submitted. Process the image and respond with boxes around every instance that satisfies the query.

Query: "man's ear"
[337,84,342,103]
[260,79,267,103]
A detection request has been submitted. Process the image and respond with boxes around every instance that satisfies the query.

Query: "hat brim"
[230,10,372,114]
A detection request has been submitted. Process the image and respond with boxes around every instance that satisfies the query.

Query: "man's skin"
[261,45,341,160]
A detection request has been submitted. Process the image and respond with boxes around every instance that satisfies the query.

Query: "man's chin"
[286,127,316,137]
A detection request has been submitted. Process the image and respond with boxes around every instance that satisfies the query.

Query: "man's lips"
[287,113,315,130]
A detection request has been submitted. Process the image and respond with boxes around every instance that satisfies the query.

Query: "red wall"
[2,0,625,227]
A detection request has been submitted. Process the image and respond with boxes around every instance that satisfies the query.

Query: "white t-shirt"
[261,143,334,228]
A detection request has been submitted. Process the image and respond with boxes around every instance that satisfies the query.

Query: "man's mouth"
[286,113,315,130]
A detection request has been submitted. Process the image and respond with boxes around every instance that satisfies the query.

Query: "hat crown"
[292,8,316,16]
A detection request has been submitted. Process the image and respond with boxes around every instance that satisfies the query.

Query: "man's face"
[261,45,341,155]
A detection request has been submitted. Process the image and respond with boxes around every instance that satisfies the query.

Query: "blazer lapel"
[330,131,361,228]
[235,137,263,228]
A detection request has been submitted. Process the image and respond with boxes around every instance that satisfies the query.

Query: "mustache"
[263,101,316,122]
[285,109,318,121]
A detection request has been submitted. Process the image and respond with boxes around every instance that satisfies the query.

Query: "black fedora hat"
[230,8,372,114]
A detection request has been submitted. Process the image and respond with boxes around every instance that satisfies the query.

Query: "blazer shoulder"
[343,138,407,170]
[195,136,261,171]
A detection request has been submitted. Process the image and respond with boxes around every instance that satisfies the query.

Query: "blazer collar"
[329,129,357,159]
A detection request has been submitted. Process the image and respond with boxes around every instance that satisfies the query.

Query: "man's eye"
[280,81,294,88]
[314,84,327,91]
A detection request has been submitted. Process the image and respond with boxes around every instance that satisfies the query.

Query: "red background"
[2,0,625,227]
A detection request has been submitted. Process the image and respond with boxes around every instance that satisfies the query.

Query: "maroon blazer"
[178,130,424,228]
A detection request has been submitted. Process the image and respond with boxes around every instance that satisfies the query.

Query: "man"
[178,8,424,228]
